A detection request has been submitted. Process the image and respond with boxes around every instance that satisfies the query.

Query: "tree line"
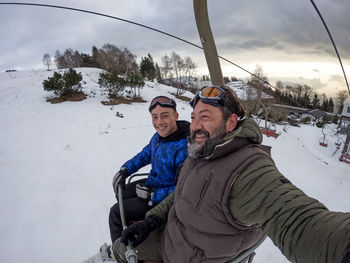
[43,45,347,113]
[246,65,348,114]
[43,43,197,96]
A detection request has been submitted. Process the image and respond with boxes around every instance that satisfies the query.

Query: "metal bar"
[193,0,224,86]
[117,184,138,263]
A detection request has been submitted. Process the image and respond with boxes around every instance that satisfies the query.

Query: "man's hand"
[121,215,161,247]
[112,168,129,194]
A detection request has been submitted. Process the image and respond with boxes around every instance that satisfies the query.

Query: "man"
[99,95,189,261]
[112,85,350,263]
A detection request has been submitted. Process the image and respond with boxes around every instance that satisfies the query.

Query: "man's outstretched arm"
[229,157,350,263]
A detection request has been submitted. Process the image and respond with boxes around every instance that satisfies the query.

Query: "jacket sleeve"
[122,142,152,175]
[146,191,175,225]
[229,157,350,263]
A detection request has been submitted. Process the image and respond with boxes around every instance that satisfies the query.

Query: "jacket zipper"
[195,173,211,208]
[178,159,197,196]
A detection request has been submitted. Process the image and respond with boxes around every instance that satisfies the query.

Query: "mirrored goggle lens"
[200,86,224,98]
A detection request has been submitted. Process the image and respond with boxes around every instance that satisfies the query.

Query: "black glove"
[112,167,129,194]
[342,250,350,263]
[121,215,161,247]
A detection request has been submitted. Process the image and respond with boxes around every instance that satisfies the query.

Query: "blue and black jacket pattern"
[122,121,189,204]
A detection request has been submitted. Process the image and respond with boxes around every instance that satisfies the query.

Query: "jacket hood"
[203,118,262,159]
[235,117,262,144]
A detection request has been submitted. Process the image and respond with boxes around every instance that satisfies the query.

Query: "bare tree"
[42,53,52,71]
[161,52,197,95]
[247,65,269,113]
[98,44,138,75]
[170,52,186,95]
[119,47,138,74]
[161,54,172,80]
[184,56,196,85]
[54,50,66,69]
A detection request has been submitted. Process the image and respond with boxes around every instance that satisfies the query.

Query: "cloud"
[329,74,344,83]
[0,0,348,100]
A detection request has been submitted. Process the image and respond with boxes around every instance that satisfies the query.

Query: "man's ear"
[226,114,238,132]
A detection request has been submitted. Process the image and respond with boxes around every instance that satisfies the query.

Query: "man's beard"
[188,121,227,159]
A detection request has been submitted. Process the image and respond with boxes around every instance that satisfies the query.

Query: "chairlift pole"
[339,126,350,163]
[342,134,350,155]
[118,185,138,263]
[193,0,224,87]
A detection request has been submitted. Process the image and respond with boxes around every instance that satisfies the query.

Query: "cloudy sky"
[1,0,349,97]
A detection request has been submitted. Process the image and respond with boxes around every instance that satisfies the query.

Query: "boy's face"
[151,105,179,137]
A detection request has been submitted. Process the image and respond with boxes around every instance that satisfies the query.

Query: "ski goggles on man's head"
[190,85,226,109]
[149,96,177,112]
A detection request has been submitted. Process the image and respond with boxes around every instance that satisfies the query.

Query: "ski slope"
[0,68,349,263]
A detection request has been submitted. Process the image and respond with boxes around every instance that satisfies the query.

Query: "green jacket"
[147,118,350,263]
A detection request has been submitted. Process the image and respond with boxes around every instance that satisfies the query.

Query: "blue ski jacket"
[122,121,189,204]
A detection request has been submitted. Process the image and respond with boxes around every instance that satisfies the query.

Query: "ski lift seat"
[319,138,328,147]
[260,127,281,138]
[335,137,342,147]
[339,153,350,164]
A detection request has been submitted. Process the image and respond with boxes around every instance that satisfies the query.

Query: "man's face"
[190,100,227,145]
[151,105,179,137]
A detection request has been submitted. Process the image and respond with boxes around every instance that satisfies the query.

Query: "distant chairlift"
[339,149,350,164]
[260,123,281,139]
[339,134,350,164]
[319,127,328,147]
[335,137,342,147]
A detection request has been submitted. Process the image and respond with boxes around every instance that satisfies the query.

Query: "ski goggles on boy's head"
[149,96,177,112]
[190,85,226,109]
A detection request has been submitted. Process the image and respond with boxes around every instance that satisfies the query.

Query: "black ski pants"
[109,178,154,243]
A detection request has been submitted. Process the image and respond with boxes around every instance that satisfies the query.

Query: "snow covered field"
[0,68,349,263]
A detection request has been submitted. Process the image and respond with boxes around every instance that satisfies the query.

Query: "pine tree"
[91,46,101,68]
[140,53,156,81]
[98,73,126,98]
[155,63,162,83]
[321,98,329,112]
[43,68,82,97]
[312,93,320,109]
[335,90,349,114]
[328,97,335,113]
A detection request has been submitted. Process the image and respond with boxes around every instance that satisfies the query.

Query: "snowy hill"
[0,68,349,263]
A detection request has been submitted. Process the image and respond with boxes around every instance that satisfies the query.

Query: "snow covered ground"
[0,68,349,263]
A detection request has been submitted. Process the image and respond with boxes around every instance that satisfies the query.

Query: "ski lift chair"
[335,137,342,147]
[319,138,328,147]
[319,127,328,147]
[340,153,350,164]
[260,126,281,138]
[339,147,350,164]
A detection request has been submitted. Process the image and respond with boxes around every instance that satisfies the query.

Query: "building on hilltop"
[226,81,275,104]
[300,109,327,122]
